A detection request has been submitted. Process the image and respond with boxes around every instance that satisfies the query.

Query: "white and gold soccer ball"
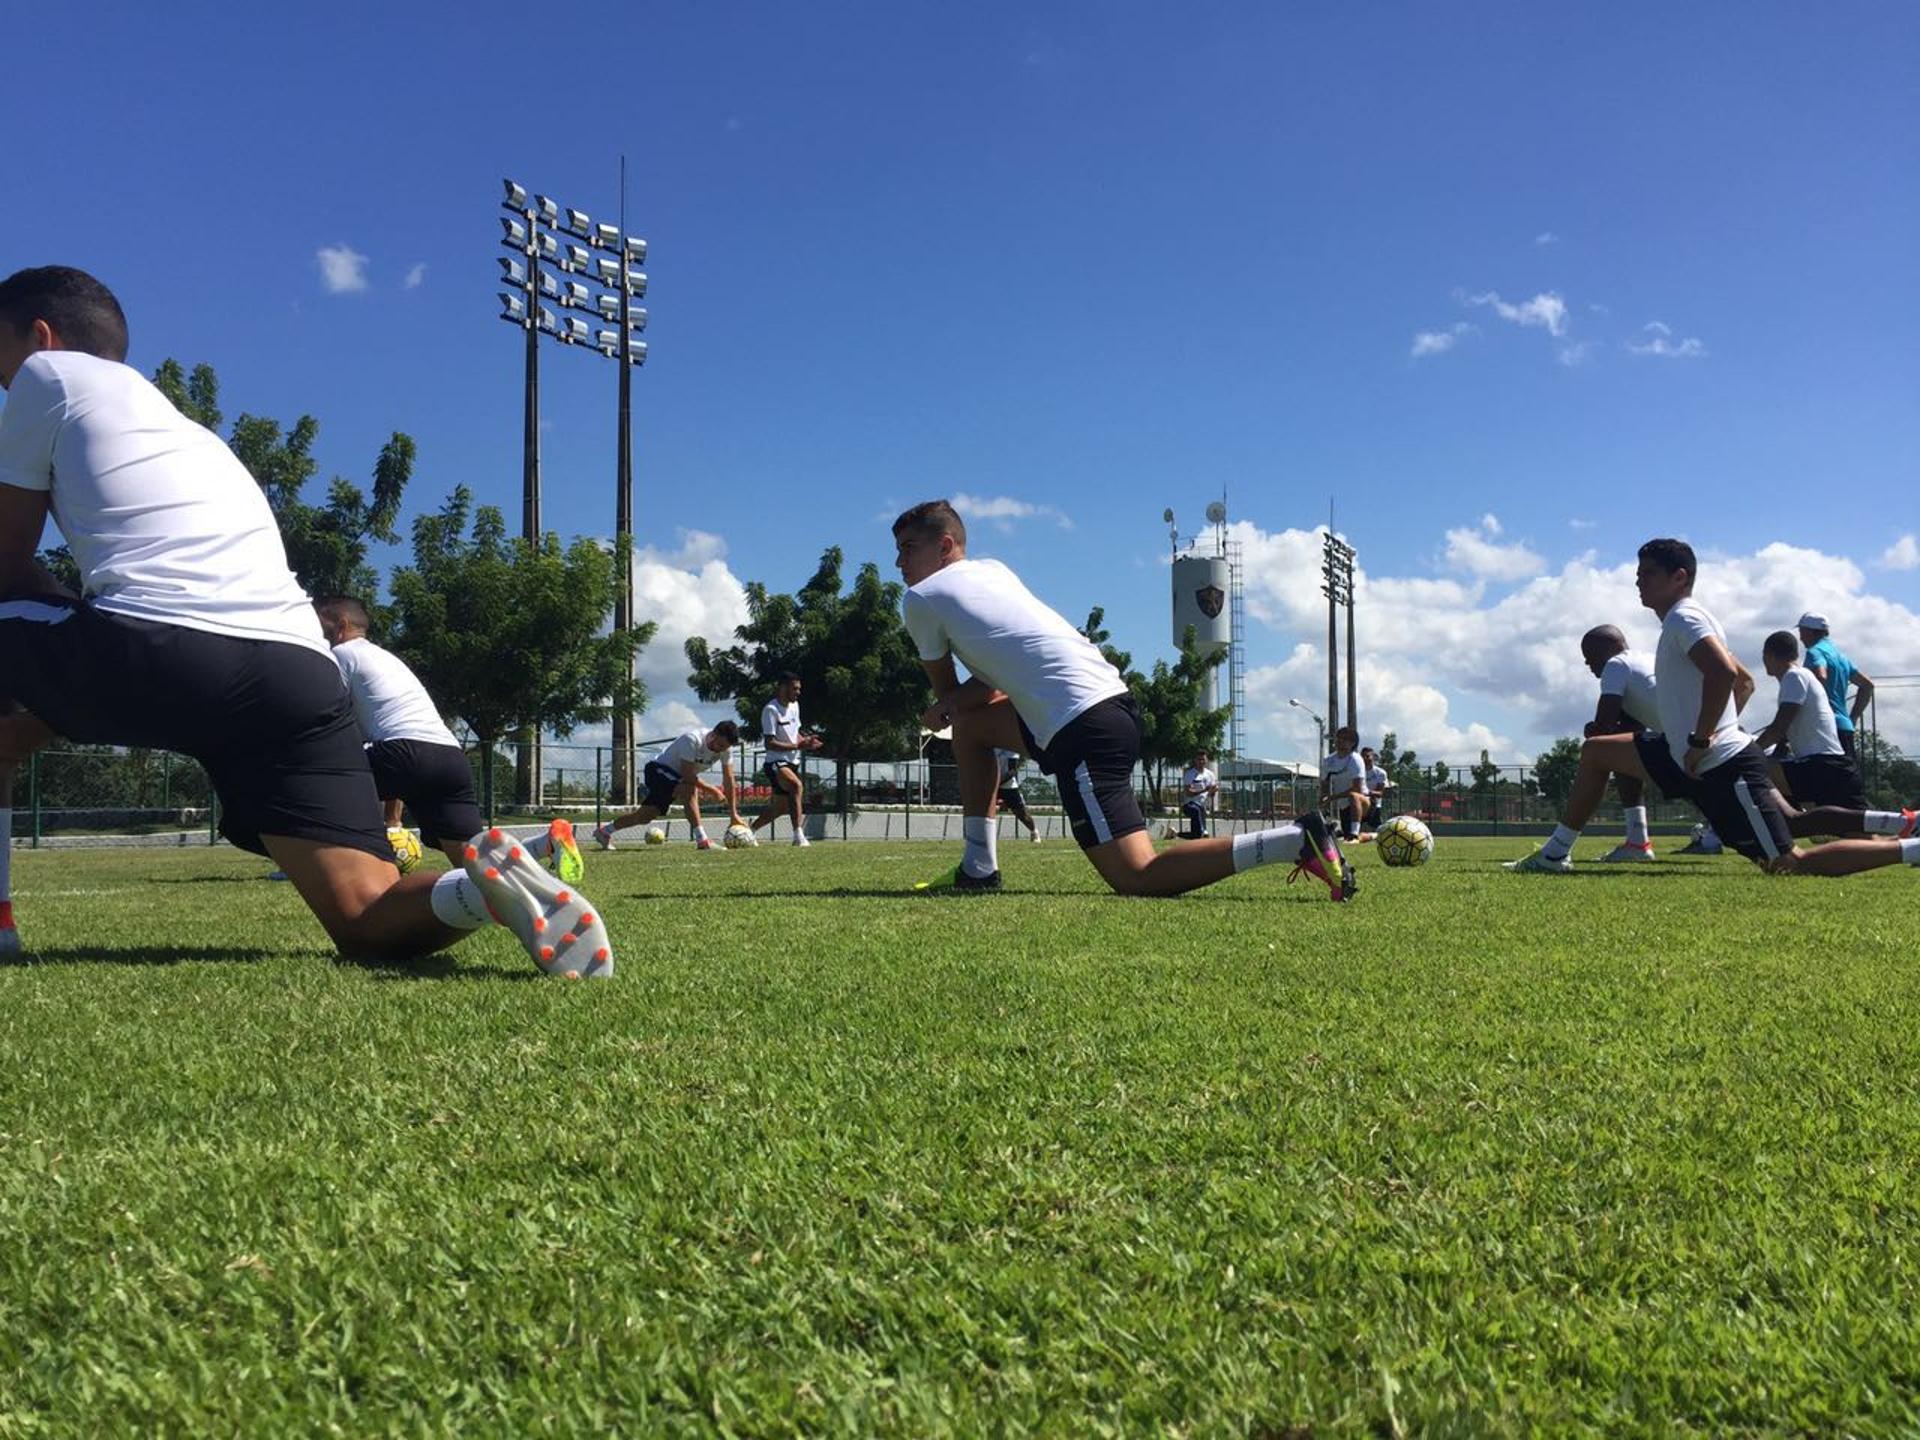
[644,826,669,846]
[723,823,756,849]
[387,825,424,874]
[1375,815,1434,868]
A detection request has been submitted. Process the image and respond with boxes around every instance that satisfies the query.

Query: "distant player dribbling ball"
[1375,815,1434,867]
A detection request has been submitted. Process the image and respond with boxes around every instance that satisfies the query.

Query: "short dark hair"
[1637,537,1697,584]
[1335,725,1358,744]
[712,719,740,745]
[0,266,129,362]
[776,670,801,686]
[1580,623,1627,664]
[1763,630,1800,661]
[315,594,371,631]
[891,499,967,549]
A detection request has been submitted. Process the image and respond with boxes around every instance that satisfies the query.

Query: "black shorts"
[997,785,1029,818]
[642,760,683,812]
[1016,694,1145,850]
[763,759,801,788]
[1632,732,1697,802]
[0,598,388,860]
[366,738,483,846]
[1779,753,1868,810]
[1690,745,1795,863]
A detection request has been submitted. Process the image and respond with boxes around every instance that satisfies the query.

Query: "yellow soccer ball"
[387,825,424,874]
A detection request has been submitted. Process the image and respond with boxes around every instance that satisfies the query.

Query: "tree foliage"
[385,487,651,748]
[1135,626,1229,794]
[1376,731,1424,790]
[1470,749,1504,794]
[150,359,413,602]
[1533,736,1585,808]
[685,547,926,800]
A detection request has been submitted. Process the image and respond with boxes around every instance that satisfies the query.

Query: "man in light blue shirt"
[1798,611,1874,757]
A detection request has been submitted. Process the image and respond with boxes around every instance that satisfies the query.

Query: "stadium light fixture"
[624,236,647,262]
[627,308,647,332]
[499,256,527,286]
[593,221,621,250]
[502,179,529,209]
[500,293,527,323]
[626,269,647,297]
[500,216,528,247]
[564,243,592,272]
[563,280,592,308]
[533,194,560,225]
[565,207,593,236]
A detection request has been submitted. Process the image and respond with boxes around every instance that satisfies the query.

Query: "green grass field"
[2,836,1917,1436]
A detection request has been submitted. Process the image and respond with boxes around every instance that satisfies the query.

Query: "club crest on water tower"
[1195,584,1225,620]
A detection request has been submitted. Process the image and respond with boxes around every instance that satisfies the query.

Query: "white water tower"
[1166,500,1244,755]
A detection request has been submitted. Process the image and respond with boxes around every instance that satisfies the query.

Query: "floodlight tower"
[499,172,650,802]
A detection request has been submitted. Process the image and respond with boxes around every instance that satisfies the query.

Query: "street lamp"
[498,168,651,804]
[1288,697,1326,759]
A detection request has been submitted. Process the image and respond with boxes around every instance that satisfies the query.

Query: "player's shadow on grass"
[9,943,278,966]
[342,954,543,982]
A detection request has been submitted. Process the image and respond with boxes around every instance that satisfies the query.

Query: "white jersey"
[1321,751,1366,809]
[995,748,1023,788]
[330,637,458,747]
[1777,666,1844,759]
[1597,650,1661,732]
[656,728,721,777]
[1654,597,1750,773]
[761,698,803,758]
[902,558,1129,748]
[1183,765,1217,809]
[1365,763,1389,795]
[0,351,328,656]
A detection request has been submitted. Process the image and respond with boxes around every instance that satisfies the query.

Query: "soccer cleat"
[463,826,614,978]
[913,864,1003,894]
[1599,841,1656,863]
[0,927,20,959]
[695,837,714,851]
[547,818,585,884]
[792,833,811,847]
[1289,811,1356,901]
[1030,832,1042,844]
[1899,809,1919,840]
[594,822,617,852]
[1505,848,1573,874]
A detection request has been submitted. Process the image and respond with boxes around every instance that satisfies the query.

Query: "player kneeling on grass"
[893,499,1354,899]
[1577,623,1684,862]
[0,266,611,974]
[1750,630,1873,832]
[594,721,743,850]
[1508,538,1917,878]
[317,596,583,882]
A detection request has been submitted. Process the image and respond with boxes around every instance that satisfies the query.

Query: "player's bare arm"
[1752,700,1799,752]
[1732,660,1757,714]
[1850,670,1874,726]
[0,484,50,597]
[1683,634,1741,774]
[1585,692,1628,737]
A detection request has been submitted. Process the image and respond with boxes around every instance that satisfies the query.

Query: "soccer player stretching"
[1509,538,1917,877]
[0,266,612,974]
[894,499,1353,899]
[594,722,744,850]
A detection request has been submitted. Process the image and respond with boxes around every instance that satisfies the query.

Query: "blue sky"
[11,2,1919,759]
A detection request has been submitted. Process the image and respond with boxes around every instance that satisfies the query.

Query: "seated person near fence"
[0,265,614,974]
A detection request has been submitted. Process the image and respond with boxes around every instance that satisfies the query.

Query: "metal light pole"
[1289,697,1326,759]
[499,175,650,805]
[1321,532,1354,739]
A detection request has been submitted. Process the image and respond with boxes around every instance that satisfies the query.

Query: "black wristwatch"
[1686,731,1711,749]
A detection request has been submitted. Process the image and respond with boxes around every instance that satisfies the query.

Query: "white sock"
[1624,807,1649,845]
[1863,811,1907,836]
[429,870,491,930]
[1232,823,1304,873]
[1902,838,1920,867]
[1541,823,1580,861]
[691,825,708,842]
[962,815,998,878]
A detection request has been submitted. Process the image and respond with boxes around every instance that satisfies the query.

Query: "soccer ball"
[1375,815,1434,868]
[387,826,424,874]
[644,826,668,846]
[723,823,756,849]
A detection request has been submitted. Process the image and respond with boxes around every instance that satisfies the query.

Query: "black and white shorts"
[642,760,683,812]
[1690,745,1796,863]
[1778,753,1868,810]
[1016,694,1145,851]
[763,759,800,787]
[997,784,1029,818]
[0,598,388,860]
[366,738,483,847]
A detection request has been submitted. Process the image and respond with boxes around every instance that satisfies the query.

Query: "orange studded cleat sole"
[461,827,615,978]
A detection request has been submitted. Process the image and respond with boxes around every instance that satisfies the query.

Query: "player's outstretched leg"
[1598,772,1655,862]
[1508,735,1642,872]
[1778,836,1920,878]
[595,803,662,851]
[1786,806,1917,841]
[461,827,613,978]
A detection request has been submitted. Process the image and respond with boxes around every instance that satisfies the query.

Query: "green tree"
[1428,760,1455,791]
[1135,626,1229,796]
[1080,607,1137,680]
[151,359,413,602]
[1857,730,1920,809]
[1533,736,1585,808]
[386,487,651,805]
[1470,749,1503,794]
[1377,730,1423,790]
[685,547,927,808]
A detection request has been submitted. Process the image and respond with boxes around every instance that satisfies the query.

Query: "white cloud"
[403,262,427,290]
[1568,517,1597,531]
[951,492,1073,531]
[1882,534,1920,571]
[1534,231,1559,246]
[1443,514,1545,582]
[1410,322,1471,359]
[1214,520,1920,764]
[315,244,370,294]
[1463,289,1568,337]
[1625,321,1705,358]
[630,529,752,704]
[1557,340,1596,367]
